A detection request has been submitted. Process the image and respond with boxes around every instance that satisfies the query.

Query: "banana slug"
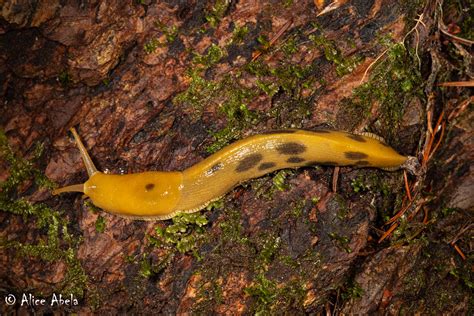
[53,128,408,220]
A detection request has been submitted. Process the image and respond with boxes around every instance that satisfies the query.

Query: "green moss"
[256,233,281,270]
[457,1,474,40]
[149,212,209,256]
[449,267,474,290]
[247,60,315,98]
[0,132,55,195]
[256,35,271,51]
[289,199,306,218]
[231,25,250,44]
[62,248,89,298]
[255,79,279,97]
[283,0,294,8]
[205,125,242,154]
[193,273,224,311]
[84,199,102,213]
[174,68,221,111]
[440,207,457,218]
[219,207,248,244]
[0,130,89,300]
[245,273,306,314]
[281,37,298,56]
[58,70,72,87]
[95,215,106,233]
[328,232,352,253]
[143,38,160,54]
[244,273,278,311]
[175,62,259,153]
[144,21,179,54]
[205,0,230,28]
[309,33,363,77]
[154,21,179,43]
[351,175,369,193]
[245,233,308,313]
[272,170,294,192]
[192,43,225,67]
[340,39,423,135]
[340,281,364,300]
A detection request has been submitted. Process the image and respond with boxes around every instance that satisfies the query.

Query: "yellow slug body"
[53,128,407,220]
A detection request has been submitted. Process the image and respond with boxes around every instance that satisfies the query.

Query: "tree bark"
[1,0,472,314]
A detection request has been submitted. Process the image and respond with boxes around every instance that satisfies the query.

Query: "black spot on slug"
[277,142,307,155]
[236,153,263,172]
[258,162,276,170]
[145,183,155,191]
[287,156,305,163]
[347,134,366,142]
[354,160,371,166]
[206,162,224,175]
[345,151,369,160]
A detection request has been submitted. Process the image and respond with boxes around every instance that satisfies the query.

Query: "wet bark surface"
[1,0,472,314]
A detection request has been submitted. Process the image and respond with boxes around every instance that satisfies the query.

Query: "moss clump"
[339,38,423,135]
[244,273,306,314]
[0,130,89,299]
[340,281,364,300]
[137,252,174,278]
[218,207,249,244]
[231,24,250,44]
[272,169,294,192]
[309,34,363,77]
[143,38,160,54]
[244,273,277,310]
[174,44,259,153]
[328,232,352,253]
[148,212,209,256]
[192,43,225,67]
[95,215,106,233]
[144,21,179,54]
[58,70,72,87]
[205,0,230,28]
[0,132,55,195]
[155,21,179,43]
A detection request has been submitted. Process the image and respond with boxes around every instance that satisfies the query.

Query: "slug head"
[52,128,184,218]
[82,171,184,217]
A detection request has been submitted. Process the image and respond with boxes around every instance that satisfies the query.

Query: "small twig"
[332,166,340,192]
[449,223,474,244]
[451,243,467,260]
[423,110,445,164]
[403,170,412,201]
[402,13,426,68]
[448,96,473,121]
[437,0,474,46]
[386,193,420,225]
[407,203,424,221]
[359,49,388,84]
[378,223,398,243]
[438,81,474,87]
[439,22,474,46]
[422,206,429,224]
[428,121,445,161]
[251,19,293,62]
[316,0,349,17]
[426,99,434,135]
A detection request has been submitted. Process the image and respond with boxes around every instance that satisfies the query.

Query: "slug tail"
[52,183,84,195]
[70,127,98,177]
